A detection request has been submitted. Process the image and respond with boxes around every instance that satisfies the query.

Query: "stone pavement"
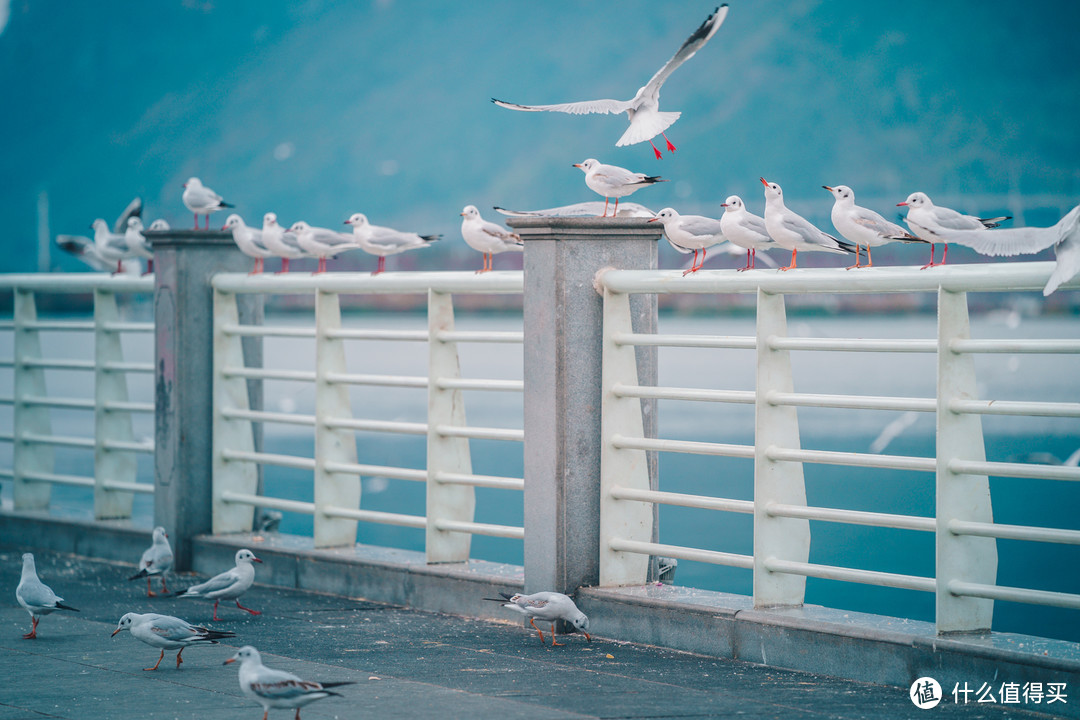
[0,546,1064,719]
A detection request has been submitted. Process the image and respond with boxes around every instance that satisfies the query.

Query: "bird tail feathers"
[55,601,79,612]
[128,569,149,581]
[616,112,681,147]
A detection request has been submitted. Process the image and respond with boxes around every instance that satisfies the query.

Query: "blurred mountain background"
[1,0,1078,275]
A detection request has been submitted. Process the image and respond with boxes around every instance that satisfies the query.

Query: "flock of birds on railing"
[15,531,591,719]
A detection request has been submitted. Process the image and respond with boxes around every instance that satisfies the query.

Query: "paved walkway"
[0,546,1063,719]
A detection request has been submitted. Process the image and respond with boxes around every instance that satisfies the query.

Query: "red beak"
[896,202,909,207]
[822,186,834,192]
[253,557,263,563]
[759,177,769,187]
[647,217,659,223]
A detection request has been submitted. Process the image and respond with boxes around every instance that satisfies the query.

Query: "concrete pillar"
[149,229,263,570]
[511,217,659,596]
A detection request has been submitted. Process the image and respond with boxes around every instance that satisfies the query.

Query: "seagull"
[182,177,234,230]
[344,213,440,275]
[56,234,140,274]
[112,612,236,671]
[16,553,79,639]
[760,178,855,271]
[495,201,656,218]
[224,214,274,275]
[174,548,262,621]
[125,216,154,275]
[574,159,667,217]
[225,645,354,720]
[823,185,926,269]
[148,219,171,231]
[128,526,174,597]
[260,213,307,273]
[649,207,727,276]
[897,191,1011,269]
[460,205,523,273]
[92,218,139,274]
[288,221,361,274]
[485,591,591,646]
[719,195,777,271]
[493,6,729,159]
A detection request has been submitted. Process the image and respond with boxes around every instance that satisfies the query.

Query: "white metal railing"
[596,261,1080,633]
[211,271,524,560]
[0,274,155,519]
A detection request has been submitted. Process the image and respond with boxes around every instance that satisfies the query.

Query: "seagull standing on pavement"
[719,195,777,271]
[128,526,174,597]
[460,205,523,273]
[16,553,79,639]
[897,191,1011,269]
[760,178,855,271]
[574,159,666,217]
[182,177,234,230]
[493,6,729,159]
[486,591,591,646]
[224,214,274,275]
[260,213,307,273]
[112,612,236,671]
[344,213,440,275]
[225,645,354,720]
[174,548,262,621]
[288,221,361,274]
[649,207,727,276]
[823,185,925,269]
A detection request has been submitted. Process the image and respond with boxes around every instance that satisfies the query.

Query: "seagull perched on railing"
[260,212,307,273]
[125,217,154,275]
[823,185,925,269]
[719,195,778,271]
[649,207,727,276]
[173,548,262,621]
[16,553,79,639]
[128,526,174,597]
[92,218,140,274]
[761,178,855,271]
[112,612,236,671]
[344,213,440,275]
[485,591,591,646]
[224,214,274,275]
[896,191,1011,269]
[288,221,361,274]
[460,205,523,273]
[225,645,354,720]
[574,159,666,217]
[493,6,729,159]
[182,177,234,230]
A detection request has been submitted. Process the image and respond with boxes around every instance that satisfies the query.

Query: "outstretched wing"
[640,5,728,99]
[492,97,632,116]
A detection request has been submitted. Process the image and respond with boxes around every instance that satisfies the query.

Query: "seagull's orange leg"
[235,599,261,616]
[160,576,169,594]
[920,243,938,270]
[866,245,874,267]
[780,248,798,271]
[612,198,620,216]
[601,198,611,217]
[23,617,38,639]
[845,244,862,270]
[212,600,222,622]
[529,617,545,644]
[550,623,564,646]
[175,648,184,668]
[147,577,156,597]
[145,649,164,671]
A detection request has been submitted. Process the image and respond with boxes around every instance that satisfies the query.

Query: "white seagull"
[148,219,171,231]
[460,205,523,273]
[897,191,1011,269]
[823,185,925,269]
[174,548,262,621]
[224,214,274,275]
[288,221,361,274]
[124,217,154,275]
[260,212,307,273]
[760,177,855,271]
[112,612,236,671]
[16,553,79,639]
[719,195,778,271]
[128,526,174,597]
[92,218,140,274]
[649,207,727,276]
[224,645,354,720]
[574,158,667,217]
[485,591,591,646]
[344,213,440,275]
[182,177,234,230]
[493,6,729,159]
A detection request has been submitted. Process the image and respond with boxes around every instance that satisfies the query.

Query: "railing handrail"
[211,270,523,295]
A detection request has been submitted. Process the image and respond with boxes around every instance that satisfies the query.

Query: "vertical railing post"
[426,289,475,563]
[212,289,258,534]
[313,289,360,547]
[598,285,652,586]
[93,289,136,519]
[12,290,52,510]
[936,288,996,633]
[754,289,810,607]
[513,216,658,597]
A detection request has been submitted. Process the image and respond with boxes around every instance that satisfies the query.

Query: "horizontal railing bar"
[435,378,524,393]
[322,505,428,529]
[220,490,315,515]
[222,323,316,339]
[20,433,94,449]
[0,360,11,368]
[948,459,1080,481]
[433,518,524,539]
[950,338,1080,354]
[0,274,154,293]
[20,321,94,332]
[767,446,937,472]
[948,398,1080,418]
[221,408,317,427]
[0,396,11,406]
[0,468,14,478]
[21,470,95,488]
[614,383,755,404]
[608,538,754,569]
[224,449,316,470]
[768,391,936,413]
[768,337,937,353]
[949,519,1080,545]
[0,432,13,442]
[223,367,316,383]
[612,332,756,350]
[102,361,155,374]
[102,439,155,454]
[21,359,95,371]
[433,471,525,491]
[102,480,154,494]
[100,321,154,334]
[435,424,524,442]
[326,372,428,389]
[764,558,936,592]
[435,330,524,344]
[609,485,754,514]
[948,580,1080,610]
[103,401,154,414]
[766,502,935,532]
[325,418,428,435]
[324,461,427,482]
[612,434,755,459]
[325,328,428,342]
[212,270,524,295]
[20,396,95,410]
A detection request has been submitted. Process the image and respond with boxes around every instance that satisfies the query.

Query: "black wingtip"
[56,602,79,612]
[422,234,441,243]
[128,569,148,581]
[222,201,235,209]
